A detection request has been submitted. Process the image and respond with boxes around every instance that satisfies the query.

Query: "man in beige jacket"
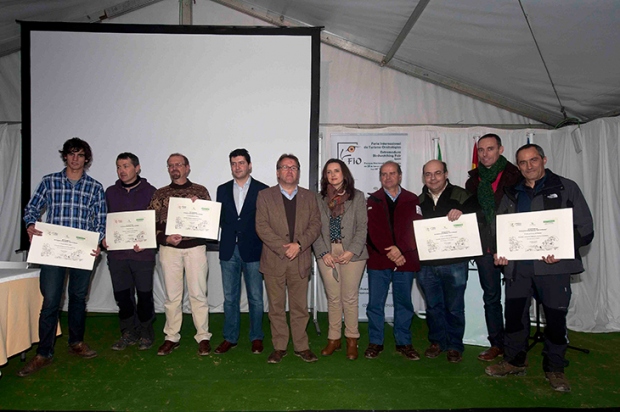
[256,154,321,364]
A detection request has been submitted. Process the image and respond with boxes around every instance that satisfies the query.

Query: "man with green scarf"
[465,133,520,361]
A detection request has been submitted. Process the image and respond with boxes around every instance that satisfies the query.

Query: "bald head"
[423,159,448,195]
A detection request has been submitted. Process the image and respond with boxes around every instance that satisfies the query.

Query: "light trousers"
[317,243,366,339]
[159,245,211,343]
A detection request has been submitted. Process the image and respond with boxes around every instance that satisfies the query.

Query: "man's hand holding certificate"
[105,210,157,251]
[27,222,100,270]
[165,197,221,240]
[496,209,574,261]
[413,213,482,261]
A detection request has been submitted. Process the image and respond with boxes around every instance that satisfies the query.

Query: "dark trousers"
[475,254,505,348]
[504,269,571,372]
[38,265,93,357]
[108,259,155,341]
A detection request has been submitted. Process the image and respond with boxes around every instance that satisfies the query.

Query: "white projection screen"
[20,22,321,251]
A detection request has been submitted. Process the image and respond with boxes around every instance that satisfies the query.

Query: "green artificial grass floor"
[1,312,620,411]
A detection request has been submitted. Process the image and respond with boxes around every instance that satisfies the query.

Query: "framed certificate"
[165,197,222,240]
[413,213,482,261]
[496,209,574,260]
[106,210,156,251]
[27,222,99,270]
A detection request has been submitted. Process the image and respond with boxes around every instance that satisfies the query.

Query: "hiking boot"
[138,338,153,351]
[111,333,138,351]
[545,372,571,392]
[485,360,527,377]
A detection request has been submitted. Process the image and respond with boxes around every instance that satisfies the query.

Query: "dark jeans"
[220,245,264,343]
[504,269,571,372]
[366,269,415,346]
[418,262,468,353]
[475,254,504,348]
[108,259,156,341]
[38,264,93,358]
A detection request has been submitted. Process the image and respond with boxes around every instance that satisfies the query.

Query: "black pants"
[108,259,156,341]
[504,268,571,372]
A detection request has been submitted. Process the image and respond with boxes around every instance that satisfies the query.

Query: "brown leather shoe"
[214,340,237,354]
[424,343,442,359]
[396,344,421,361]
[68,342,97,359]
[17,354,53,377]
[267,350,287,364]
[364,343,384,359]
[478,346,503,361]
[321,339,341,356]
[157,340,180,356]
[198,340,211,356]
[294,349,318,363]
[346,337,358,360]
[447,350,463,363]
[251,339,264,354]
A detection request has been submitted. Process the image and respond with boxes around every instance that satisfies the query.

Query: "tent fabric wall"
[0,53,20,122]
[0,1,618,333]
[0,124,22,262]
[320,118,620,333]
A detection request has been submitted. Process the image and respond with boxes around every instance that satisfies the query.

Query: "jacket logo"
[547,193,559,199]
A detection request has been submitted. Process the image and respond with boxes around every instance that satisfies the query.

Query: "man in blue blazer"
[215,149,269,355]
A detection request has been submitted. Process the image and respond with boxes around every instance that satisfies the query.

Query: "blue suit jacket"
[217,177,268,262]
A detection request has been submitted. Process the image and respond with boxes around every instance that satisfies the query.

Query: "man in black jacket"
[418,160,478,363]
[486,144,594,393]
[466,133,521,361]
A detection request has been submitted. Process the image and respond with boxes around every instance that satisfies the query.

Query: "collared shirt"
[384,186,401,202]
[279,184,298,201]
[24,168,107,242]
[429,181,448,205]
[233,176,252,215]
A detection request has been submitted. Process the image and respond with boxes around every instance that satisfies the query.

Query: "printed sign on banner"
[329,132,409,196]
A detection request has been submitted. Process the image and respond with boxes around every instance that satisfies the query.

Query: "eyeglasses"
[167,163,186,169]
[278,165,299,171]
[423,171,445,178]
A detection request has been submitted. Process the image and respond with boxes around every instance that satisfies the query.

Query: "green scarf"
[477,155,508,224]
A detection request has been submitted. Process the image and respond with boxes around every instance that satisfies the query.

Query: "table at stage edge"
[0,268,61,366]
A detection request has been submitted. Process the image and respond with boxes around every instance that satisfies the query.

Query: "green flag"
[436,140,442,161]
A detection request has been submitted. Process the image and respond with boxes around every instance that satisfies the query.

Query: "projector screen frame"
[19,21,321,251]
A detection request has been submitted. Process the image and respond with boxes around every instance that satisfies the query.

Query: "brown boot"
[321,339,341,356]
[346,337,358,360]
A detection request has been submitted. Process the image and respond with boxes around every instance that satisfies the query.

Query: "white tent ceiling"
[1,0,619,126]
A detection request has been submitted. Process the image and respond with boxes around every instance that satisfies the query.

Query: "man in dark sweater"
[148,153,212,357]
[465,133,521,361]
[417,160,478,364]
[103,152,157,351]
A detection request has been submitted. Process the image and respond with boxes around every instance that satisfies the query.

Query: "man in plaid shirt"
[18,137,107,377]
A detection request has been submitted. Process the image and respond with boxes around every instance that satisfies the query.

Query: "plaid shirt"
[24,168,107,242]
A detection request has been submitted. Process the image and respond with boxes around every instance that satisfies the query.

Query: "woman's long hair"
[319,158,356,200]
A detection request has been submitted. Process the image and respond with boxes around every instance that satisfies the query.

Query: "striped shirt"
[24,168,107,242]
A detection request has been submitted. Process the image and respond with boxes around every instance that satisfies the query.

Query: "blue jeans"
[417,262,468,353]
[38,265,93,357]
[366,269,415,346]
[475,254,504,348]
[220,245,264,343]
